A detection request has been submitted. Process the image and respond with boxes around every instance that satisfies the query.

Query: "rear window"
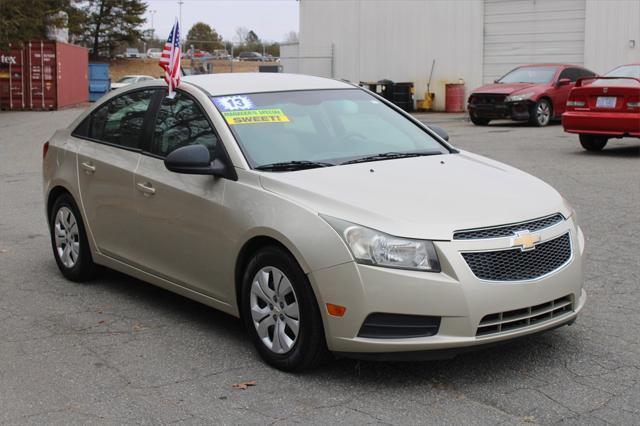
[592,65,640,86]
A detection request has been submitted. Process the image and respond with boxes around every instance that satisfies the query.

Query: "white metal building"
[281,0,640,111]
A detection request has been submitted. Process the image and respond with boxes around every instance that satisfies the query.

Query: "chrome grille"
[453,213,564,240]
[476,295,573,336]
[461,233,571,281]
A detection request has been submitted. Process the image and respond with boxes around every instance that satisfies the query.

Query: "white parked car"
[146,48,162,59]
[125,48,140,58]
[43,73,586,371]
[110,75,155,90]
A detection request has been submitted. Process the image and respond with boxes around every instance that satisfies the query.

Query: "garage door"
[483,0,586,83]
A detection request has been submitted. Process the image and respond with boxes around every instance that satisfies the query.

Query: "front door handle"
[136,182,156,196]
[80,161,96,174]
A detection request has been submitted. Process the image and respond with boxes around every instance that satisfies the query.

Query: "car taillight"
[628,97,640,109]
[566,95,587,110]
[43,141,49,159]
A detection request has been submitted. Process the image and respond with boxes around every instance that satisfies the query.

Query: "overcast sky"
[145,0,299,43]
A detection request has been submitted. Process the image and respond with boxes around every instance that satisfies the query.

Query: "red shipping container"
[0,40,88,110]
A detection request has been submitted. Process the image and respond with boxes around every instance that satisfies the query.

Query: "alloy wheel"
[536,102,551,126]
[249,266,300,354]
[54,206,80,268]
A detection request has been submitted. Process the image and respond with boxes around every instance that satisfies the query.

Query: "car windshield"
[497,67,557,84]
[117,77,137,83]
[212,89,449,169]
[592,64,640,86]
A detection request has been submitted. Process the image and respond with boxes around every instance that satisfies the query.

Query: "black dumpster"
[359,80,414,112]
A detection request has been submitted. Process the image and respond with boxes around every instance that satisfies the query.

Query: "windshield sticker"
[223,109,290,125]
[213,95,255,111]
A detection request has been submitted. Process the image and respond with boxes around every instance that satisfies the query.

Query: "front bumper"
[467,101,533,121]
[468,101,533,121]
[309,218,586,355]
[562,111,640,137]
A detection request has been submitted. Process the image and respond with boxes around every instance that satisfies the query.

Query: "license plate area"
[596,96,617,108]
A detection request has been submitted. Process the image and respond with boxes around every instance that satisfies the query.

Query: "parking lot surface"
[1,108,639,425]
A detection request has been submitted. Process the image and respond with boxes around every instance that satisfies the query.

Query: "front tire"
[240,246,330,372]
[530,99,552,127]
[579,134,608,151]
[49,193,96,282]
[469,113,490,126]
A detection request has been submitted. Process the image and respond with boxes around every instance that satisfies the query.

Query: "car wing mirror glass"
[429,125,449,141]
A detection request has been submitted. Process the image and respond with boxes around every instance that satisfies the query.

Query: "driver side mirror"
[429,125,449,141]
[557,78,571,87]
[164,144,229,177]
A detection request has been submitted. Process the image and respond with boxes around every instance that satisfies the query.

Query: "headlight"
[505,92,534,102]
[321,216,441,272]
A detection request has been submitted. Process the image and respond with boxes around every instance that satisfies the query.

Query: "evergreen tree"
[186,22,223,51]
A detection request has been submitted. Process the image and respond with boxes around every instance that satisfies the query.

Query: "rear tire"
[470,113,490,126]
[530,99,552,127]
[240,246,331,372]
[49,193,97,282]
[579,134,608,151]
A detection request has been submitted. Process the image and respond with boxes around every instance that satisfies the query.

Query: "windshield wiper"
[340,151,442,165]
[254,160,334,172]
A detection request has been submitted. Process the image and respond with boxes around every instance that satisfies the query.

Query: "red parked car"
[562,63,640,151]
[468,64,597,127]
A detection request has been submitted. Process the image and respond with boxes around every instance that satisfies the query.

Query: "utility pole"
[178,0,184,49]
[150,10,156,38]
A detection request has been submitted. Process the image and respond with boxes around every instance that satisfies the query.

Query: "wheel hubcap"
[54,207,80,268]
[249,266,300,354]
[537,103,550,125]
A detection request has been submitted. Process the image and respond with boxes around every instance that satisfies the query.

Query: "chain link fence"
[279,43,335,78]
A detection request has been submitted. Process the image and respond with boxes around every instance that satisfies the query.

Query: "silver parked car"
[43,73,586,371]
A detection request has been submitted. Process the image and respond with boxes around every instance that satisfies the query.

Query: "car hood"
[259,152,571,240]
[472,82,538,95]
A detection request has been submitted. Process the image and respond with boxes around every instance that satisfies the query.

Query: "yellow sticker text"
[223,109,290,125]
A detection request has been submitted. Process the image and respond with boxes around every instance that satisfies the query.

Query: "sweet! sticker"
[222,109,290,125]
[213,95,255,111]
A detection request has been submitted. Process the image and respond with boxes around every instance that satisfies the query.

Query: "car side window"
[89,89,156,149]
[152,92,218,158]
[577,68,596,78]
[558,68,579,82]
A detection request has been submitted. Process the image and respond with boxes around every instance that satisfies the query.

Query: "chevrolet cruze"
[43,73,586,371]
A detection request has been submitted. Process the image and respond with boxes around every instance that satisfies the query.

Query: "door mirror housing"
[557,78,571,87]
[429,125,449,141]
[164,144,230,177]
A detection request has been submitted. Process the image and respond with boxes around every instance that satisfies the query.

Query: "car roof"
[515,64,579,68]
[182,73,354,96]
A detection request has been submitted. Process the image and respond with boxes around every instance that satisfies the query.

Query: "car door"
[76,88,157,262]
[553,68,579,115]
[130,90,230,301]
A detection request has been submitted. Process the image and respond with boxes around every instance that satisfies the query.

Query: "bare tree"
[283,30,298,43]
[234,26,249,44]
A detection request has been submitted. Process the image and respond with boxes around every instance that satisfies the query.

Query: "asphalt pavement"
[0,107,638,425]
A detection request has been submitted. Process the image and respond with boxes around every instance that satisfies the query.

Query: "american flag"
[159,20,181,97]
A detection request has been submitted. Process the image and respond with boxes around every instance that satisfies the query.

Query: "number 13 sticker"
[213,95,255,111]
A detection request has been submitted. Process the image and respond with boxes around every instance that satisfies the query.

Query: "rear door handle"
[80,161,96,174]
[136,182,156,196]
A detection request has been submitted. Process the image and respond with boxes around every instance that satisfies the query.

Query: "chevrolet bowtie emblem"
[511,231,541,251]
